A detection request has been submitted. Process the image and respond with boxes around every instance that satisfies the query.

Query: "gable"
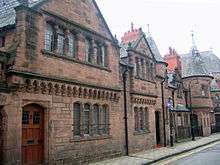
[38,0,113,40]
[134,36,154,59]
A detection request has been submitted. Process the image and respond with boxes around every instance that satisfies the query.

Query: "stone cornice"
[7,69,122,92]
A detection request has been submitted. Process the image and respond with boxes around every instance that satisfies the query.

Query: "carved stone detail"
[18,78,120,102]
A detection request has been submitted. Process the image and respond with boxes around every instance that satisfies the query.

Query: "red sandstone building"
[0,0,219,165]
[0,0,123,164]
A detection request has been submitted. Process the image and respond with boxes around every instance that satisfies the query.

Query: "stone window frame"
[45,22,55,52]
[44,21,79,58]
[133,106,150,135]
[67,32,76,58]
[43,19,111,71]
[57,27,65,55]
[72,102,110,141]
[85,37,93,63]
[134,55,156,83]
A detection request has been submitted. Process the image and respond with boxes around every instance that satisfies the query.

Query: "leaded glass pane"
[45,24,53,51]
[68,33,75,57]
[84,104,90,134]
[57,28,65,55]
[74,103,81,136]
[93,105,99,134]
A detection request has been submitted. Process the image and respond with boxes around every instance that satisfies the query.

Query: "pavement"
[90,133,220,165]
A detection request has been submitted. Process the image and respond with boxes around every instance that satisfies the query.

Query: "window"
[102,105,109,134]
[45,23,54,51]
[0,36,5,48]
[141,59,145,79]
[68,33,75,57]
[134,107,149,133]
[93,104,99,134]
[150,63,154,80]
[84,104,90,135]
[101,45,107,67]
[134,107,139,131]
[216,94,219,100]
[73,102,109,138]
[135,57,140,77]
[74,103,81,136]
[33,112,40,124]
[140,108,144,130]
[57,27,65,55]
[146,60,150,80]
[22,111,29,125]
[201,85,208,97]
[85,38,93,63]
[177,115,182,126]
[144,108,149,130]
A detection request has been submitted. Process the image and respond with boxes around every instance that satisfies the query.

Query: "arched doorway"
[22,104,44,165]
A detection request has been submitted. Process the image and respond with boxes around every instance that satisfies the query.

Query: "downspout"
[161,78,166,147]
[123,67,129,156]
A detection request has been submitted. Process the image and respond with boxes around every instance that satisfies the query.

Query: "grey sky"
[96,0,220,57]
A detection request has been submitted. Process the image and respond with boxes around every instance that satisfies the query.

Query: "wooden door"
[22,104,44,165]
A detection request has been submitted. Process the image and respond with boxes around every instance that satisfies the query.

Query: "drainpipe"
[161,78,167,147]
[123,67,129,156]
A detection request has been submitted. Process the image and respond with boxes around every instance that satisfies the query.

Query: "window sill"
[42,49,111,72]
[70,134,112,142]
[133,130,150,136]
[134,76,156,84]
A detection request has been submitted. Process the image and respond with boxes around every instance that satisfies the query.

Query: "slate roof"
[0,0,43,28]
[180,48,210,77]
[146,36,164,62]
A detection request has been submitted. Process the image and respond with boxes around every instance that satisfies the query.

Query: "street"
[163,142,220,165]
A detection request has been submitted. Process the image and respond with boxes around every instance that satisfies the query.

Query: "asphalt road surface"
[168,143,220,165]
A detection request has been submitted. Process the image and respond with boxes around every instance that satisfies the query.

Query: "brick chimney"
[164,47,182,73]
[121,23,142,44]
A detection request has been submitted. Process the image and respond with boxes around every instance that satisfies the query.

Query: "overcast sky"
[96,0,220,57]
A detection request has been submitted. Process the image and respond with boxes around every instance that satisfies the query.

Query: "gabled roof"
[0,0,42,28]
[146,36,164,62]
[120,25,164,62]
[0,0,116,42]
